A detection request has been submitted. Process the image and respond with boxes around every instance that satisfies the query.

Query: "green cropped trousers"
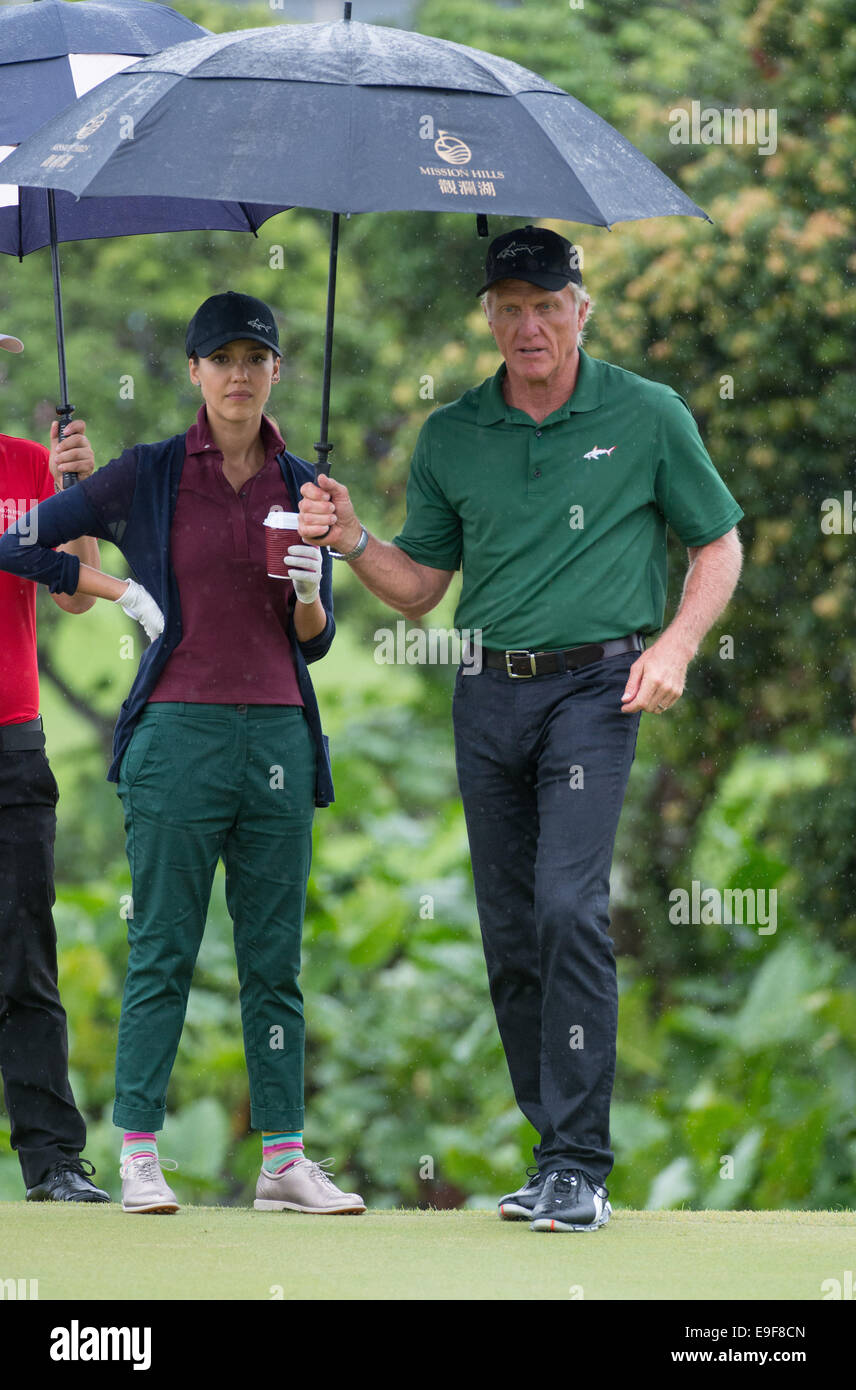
[113,702,315,1134]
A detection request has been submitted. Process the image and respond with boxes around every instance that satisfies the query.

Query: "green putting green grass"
[0,1206,852,1300]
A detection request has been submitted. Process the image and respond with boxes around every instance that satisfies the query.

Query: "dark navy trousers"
[452,650,641,1184]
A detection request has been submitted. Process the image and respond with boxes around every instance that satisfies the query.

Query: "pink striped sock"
[121,1131,157,1166]
[262,1131,304,1175]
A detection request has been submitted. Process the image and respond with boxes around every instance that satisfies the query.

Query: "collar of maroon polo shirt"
[185,404,286,460]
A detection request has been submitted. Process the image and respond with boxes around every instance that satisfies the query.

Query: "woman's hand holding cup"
[286,545,323,604]
[264,507,321,602]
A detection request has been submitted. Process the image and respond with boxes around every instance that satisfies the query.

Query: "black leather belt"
[482,634,644,679]
[0,715,46,751]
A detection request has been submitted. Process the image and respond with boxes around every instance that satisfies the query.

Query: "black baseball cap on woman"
[185,290,280,358]
[477,225,582,296]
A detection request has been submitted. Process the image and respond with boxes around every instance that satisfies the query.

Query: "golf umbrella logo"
[75,110,109,141]
[434,130,472,165]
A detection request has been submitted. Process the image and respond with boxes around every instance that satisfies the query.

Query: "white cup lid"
[263,509,300,528]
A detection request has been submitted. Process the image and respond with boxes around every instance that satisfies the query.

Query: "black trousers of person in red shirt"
[0,739,86,1185]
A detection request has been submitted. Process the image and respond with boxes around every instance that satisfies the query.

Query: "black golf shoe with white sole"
[529,1168,611,1232]
[497,1167,546,1220]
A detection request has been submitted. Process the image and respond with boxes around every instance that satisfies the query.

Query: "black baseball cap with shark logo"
[185,290,280,358]
[477,225,582,296]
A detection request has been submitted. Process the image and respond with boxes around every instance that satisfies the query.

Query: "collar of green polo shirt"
[392,237,742,652]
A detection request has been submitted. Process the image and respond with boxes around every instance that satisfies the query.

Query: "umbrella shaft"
[47,189,72,414]
[47,189,77,484]
[316,211,340,478]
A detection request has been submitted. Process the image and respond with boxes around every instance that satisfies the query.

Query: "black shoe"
[529,1168,611,1232]
[26,1158,110,1204]
[497,1166,546,1221]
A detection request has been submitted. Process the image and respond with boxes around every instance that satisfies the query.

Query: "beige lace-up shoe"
[120,1154,179,1214]
[254,1156,366,1214]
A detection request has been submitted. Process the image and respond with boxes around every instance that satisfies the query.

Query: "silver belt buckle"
[505,649,536,678]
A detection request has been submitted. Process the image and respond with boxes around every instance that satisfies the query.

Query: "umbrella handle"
[312,439,332,541]
[57,404,78,489]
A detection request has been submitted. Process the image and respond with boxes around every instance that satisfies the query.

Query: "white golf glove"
[115,578,165,642]
[286,544,323,604]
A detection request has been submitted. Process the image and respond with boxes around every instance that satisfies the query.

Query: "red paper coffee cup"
[263,508,302,578]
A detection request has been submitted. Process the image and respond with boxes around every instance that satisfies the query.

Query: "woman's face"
[189,338,280,425]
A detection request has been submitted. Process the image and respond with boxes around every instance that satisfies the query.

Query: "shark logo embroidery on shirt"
[583,445,617,460]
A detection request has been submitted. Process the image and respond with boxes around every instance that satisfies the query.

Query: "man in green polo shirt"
[298,225,743,1232]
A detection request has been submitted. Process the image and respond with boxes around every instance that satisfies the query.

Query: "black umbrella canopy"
[2,18,709,227]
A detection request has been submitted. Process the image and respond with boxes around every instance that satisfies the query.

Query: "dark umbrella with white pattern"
[0,0,288,482]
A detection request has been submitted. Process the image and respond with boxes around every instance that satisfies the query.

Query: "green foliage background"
[0,0,854,1209]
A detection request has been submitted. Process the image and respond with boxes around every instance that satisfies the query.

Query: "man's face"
[189,339,280,421]
[484,280,587,386]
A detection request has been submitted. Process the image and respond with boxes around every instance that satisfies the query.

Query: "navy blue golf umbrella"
[0,0,289,481]
[3,4,710,473]
[0,0,202,146]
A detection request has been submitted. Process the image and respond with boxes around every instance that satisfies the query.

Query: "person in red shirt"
[0,327,109,1202]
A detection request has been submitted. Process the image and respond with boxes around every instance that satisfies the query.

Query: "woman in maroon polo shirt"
[29,292,366,1218]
